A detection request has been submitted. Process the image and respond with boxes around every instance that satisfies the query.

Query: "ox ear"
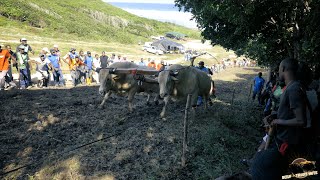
[111,74,120,80]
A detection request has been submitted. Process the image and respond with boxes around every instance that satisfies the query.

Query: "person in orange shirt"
[0,44,11,90]
[156,60,165,71]
[68,55,85,87]
[147,59,156,69]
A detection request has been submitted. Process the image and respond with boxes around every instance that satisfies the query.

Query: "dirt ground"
[0,67,264,179]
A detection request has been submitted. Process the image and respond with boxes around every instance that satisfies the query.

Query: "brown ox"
[98,62,159,111]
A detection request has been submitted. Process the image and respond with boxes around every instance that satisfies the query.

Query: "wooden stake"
[182,94,192,167]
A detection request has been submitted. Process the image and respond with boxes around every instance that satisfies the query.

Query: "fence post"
[182,94,192,167]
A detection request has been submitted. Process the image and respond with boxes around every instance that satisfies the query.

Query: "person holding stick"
[249,58,310,180]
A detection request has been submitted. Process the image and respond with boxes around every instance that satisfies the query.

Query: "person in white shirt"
[92,54,101,83]
[138,58,146,66]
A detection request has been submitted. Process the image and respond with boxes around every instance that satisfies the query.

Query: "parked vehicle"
[144,46,164,55]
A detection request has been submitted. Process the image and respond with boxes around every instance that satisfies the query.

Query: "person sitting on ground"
[84,51,93,85]
[16,45,30,89]
[0,44,11,90]
[250,58,311,180]
[48,49,64,87]
[147,59,156,69]
[252,72,265,105]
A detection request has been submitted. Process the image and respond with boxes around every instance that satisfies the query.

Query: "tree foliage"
[175,0,320,66]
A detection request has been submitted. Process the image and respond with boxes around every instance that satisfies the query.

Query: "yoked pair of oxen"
[98,62,215,118]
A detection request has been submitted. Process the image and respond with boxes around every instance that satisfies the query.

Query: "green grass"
[0,0,200,44]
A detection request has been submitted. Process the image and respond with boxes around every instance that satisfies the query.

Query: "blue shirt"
[254,76,265,91]
[69,52,78,59]
[48,55,60,68]
[197,66,210,74]
[84,56,93,70]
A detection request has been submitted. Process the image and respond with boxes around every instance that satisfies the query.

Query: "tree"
[175,0,320,67]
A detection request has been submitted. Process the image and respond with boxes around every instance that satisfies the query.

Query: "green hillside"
[0,0,200,44]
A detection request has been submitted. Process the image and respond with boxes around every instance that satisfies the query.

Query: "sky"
[104,0,198,29]
[105,0,174,4]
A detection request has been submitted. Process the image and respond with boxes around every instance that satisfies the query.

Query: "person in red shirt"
[0,44,11,90]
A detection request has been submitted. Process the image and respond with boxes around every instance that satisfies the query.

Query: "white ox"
[157,64,214,118]
[98,62,159,111]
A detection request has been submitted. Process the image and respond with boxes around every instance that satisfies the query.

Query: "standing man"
[196,61,213,106]
[16,38,34,86]
[100,51,108,68]
[48,49,64,87]
[5,45,17,88]
[16,45,30,89]
[84,51,93,85]
[0,44,11,90]
[53,45,60,57]
[156,60,165,71]
[250,58,309,179]
[138,58,146,66]
[252,72,265,105]
[92,54,101,84]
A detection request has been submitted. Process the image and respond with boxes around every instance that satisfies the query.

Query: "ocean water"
[104,2,197,29]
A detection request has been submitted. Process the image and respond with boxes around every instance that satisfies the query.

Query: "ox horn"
[170,70,179,77]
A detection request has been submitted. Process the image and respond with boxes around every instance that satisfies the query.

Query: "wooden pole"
[182,94,192,167]
[231,88,235,105]
[248,83,253,102]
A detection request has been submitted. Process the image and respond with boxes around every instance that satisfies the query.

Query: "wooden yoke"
[108,68,159,76]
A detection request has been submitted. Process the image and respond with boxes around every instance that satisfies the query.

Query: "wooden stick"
[248,83,253,102]
[182,94,192,167]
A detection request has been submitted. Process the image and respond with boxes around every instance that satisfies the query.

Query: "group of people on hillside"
[0,38,172,90]
[241,59,320,179]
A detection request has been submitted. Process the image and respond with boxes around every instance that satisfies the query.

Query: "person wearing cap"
[48,49,64,87]
[84,51,93,85]
[196,61,214,106]
[16,45,30,89]
[63,48,77,61]
[53,45,60,57]
[68,55,85,87]
[41,47,49,58]
[32,54,53,87]
[92,54,101,84]
[16,38,34,85]
[100,51,109,68]
[0,44,12,90]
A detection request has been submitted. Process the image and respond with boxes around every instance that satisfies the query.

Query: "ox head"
[158,70,179,98]
[98,68,119,95]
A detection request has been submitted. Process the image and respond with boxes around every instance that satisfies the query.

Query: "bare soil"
[0,67,263,179]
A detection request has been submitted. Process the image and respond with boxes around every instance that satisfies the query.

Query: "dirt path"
[0,67,264,179]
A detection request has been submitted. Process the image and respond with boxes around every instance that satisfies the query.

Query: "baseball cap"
[21,38,27,41]
[53,44,59,48]
[42,47,49,53]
